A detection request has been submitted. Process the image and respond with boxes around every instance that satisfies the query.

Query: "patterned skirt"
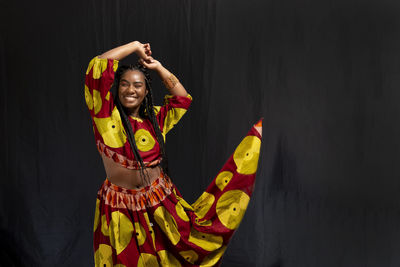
[93,120,262,267]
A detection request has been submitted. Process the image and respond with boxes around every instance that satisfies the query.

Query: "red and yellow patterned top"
[84,56,192,169]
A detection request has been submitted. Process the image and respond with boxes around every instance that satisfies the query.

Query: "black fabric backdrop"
[2,0,400,266]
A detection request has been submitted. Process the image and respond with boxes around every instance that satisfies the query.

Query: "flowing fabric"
[93,120,262,267]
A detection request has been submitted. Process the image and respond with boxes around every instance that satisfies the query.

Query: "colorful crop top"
[84,56,192,169]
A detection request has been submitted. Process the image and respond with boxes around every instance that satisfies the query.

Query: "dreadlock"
[113,63,169,183]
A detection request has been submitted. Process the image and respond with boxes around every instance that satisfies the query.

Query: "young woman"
[85,40,262,267]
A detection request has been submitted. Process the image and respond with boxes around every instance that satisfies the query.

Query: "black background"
[2,0,400,266]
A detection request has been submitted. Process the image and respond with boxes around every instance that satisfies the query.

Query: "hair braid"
[143,80,169,175]
[113,64,170,182]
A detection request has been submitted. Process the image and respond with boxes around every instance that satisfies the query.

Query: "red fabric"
[93,120,263,267]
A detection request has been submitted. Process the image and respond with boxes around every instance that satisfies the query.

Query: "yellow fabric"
[130,116,143,123]
[93,107,127,148]
[157,250,182,267]
[93,199,100,232]
[108,211,134,255]
[143,212,156,250]
[233,135,261,175]
[152,106,161,116]
[216,190,250,230]
[175,202,190,222]
[137,253,159,267]
[162,107,187,136]
[153,206,181,245]
[94,244,113,267]
[195,217,212,226]
[84,85,93,110]
[93,89,102,115]
[134,129,156,152]
[86,56,118,79]
[153,94,192,139]
[101,215,109,236]
[134,222,147,246]
[192,191,215,219]
[215,171,233,191]
[179,250,199,264]
[188,228,223,251]
[173,188,194,211]
[200,246,227,267]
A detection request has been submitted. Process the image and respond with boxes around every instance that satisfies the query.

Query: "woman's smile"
[118,70,148,115]
[124,95,139,101]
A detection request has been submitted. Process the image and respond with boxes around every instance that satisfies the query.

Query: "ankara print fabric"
[93,120,262,266]
[84,56,192,169]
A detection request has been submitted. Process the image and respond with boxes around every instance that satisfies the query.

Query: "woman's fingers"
[143,43,152,56]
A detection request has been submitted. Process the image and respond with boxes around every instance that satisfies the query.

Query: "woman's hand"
[139,56,162,71]
[134,41,152,61]
[140,56,188,96]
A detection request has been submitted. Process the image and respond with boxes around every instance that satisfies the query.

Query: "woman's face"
[118,70,148,115]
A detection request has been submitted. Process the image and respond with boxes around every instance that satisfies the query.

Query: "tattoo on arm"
[163,74,179,90]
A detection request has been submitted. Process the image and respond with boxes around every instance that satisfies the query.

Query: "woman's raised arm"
[98,41,152,61]
[140,57,188,97]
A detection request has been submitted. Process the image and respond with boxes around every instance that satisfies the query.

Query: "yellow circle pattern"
[173,189,194,211]
[85,85,93,110]
[192,192,215,219]
[94,244,113,267]
[215,171,233,191]
[153,206,181,245]
[158,250,182,267]
[137,253,160,267]
[105,211,134,255]
[134,222,146,246]
[179,250,199,264]
[101,215,109,236]
[93,89,102,115]
[188,228,223,251]
[134,129,156,152]
[216,190,250,230]
[93,199,100,232]
[233,135,261,175]
[195,217,212,227]
[93,107,127,148]
[175,202,190,222]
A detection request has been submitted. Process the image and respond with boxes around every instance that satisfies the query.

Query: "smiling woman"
[85,40,262,267]
[118,71,148,113]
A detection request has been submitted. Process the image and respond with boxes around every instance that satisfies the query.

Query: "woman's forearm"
[156,65,188,96]
[98,41,140,61]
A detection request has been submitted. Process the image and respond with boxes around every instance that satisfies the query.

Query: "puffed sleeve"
[84,56,119,118]
[155,94,192,139]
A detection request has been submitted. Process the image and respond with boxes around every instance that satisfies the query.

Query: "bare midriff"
[101,154,162,189]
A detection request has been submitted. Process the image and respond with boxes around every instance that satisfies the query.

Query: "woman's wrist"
[155,64,166,75]
[131,41,140,53]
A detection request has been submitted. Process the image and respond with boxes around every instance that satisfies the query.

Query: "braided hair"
[113,64,169,182]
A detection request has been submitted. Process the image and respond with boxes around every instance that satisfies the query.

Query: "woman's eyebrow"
[120,79,143,84]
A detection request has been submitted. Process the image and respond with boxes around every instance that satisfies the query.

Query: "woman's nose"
[128,84,137,93]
